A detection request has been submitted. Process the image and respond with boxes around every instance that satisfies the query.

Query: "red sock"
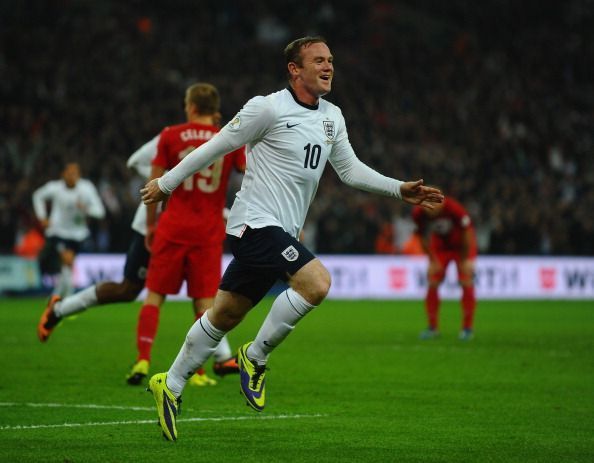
[462,286,476,330]
[425,287,439,330]
[136,304,160,362]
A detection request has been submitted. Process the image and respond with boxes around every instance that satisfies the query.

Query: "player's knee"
[213,309,244,331]
[304,269,331,306]
[210,305,248,331]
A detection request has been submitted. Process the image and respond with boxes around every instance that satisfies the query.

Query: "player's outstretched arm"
[400,180,444,209]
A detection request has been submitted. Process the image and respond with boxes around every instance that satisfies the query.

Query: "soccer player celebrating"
[33,162,105,300]
[141,36,443,441]
[130,82,246,387]
[412,195,478,340]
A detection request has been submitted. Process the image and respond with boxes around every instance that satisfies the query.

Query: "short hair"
[185,83,220,115]
[284,36,327,77]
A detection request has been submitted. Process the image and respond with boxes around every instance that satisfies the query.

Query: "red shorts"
[146,232,222,299]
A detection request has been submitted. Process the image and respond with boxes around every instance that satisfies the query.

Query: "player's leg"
[54,241,78,297]
[186,244,239,382]
[247,257,329,364]
[420,252,447,339]
[37,233,147,343]
[226,227,325,410]
[162,289,254,393]
[162,248,273,400]
[149,246,276,440]
[148,289,252,441]
[187,297,219,386]
[457,257,476,340]
[37,239,80,342]
[54,232,148,318]
[129,233,184,384]
[127,290,165,385]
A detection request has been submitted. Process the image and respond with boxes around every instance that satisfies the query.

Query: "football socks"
[166,310,225,397]
[247,288,314,365]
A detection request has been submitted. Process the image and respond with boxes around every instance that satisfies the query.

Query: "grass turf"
[0,297,593,462]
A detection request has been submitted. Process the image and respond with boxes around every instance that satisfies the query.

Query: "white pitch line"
[0,402,156,412]
[0,414,326,431]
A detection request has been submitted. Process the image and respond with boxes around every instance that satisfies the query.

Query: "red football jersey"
[152,121,245,246]
[412,197,476,253]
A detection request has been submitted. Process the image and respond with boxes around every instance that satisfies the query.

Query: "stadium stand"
[1,0,592,255]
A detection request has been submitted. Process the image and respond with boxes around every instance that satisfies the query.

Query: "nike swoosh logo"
[263,340,276,348]
[286,122,300,128]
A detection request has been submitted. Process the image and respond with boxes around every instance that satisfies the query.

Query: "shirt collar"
[286,86,319,110]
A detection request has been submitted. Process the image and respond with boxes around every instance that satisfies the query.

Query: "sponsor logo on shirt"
[281,245,299,262]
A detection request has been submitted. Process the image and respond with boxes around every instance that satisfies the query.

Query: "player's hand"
[39,219,49,230]
[400,180,444,209]
[141,178,169,205]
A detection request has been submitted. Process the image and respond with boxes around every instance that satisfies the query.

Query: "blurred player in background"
[36,138,158,344]
[127,82,246,387]
[412,194,477,340]
[141,36,443,441]
[33,162,105,299]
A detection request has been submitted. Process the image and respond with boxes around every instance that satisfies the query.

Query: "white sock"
[166,310,226,397]
[55,265,73,297]
[54,285,98,318]
[247,288,314,365]
[213,335,232,362]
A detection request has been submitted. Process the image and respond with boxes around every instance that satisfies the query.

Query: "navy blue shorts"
[39,236,82,274]
[48,236,81,254]
[123,231,150,284]
[219,226,315,306]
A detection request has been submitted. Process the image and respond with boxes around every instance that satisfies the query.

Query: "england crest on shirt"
[323,120,335,140]
[281,245,299,262]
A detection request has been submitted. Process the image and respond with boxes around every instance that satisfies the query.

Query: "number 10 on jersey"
[303,143,321,169]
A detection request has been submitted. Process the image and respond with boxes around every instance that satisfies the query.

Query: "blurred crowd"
[2,0,593,256]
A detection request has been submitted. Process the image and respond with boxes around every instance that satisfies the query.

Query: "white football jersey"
[32,179,105,241]
[159,87,402,240]
[220,88,354,238]
[127,135,160,236]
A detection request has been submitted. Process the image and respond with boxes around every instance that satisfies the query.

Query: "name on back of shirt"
[180,128,214,142]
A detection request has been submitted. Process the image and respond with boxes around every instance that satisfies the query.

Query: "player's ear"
[287,62,299,77]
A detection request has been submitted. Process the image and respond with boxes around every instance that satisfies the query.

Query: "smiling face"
[288,41,334,105]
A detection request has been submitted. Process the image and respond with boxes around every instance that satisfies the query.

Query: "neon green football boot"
[237,342,267,412]
[188,371,217,387]
[147,373,181,442]
[126,359,149,385]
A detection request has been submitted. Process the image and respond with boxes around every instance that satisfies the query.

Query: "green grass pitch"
[1,297,593,462]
